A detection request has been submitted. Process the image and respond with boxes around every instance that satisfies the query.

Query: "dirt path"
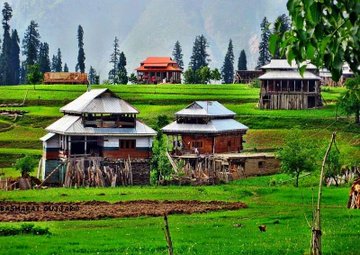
[0,200,247,222]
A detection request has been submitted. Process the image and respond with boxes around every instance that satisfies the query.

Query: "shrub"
[0,224,51,236]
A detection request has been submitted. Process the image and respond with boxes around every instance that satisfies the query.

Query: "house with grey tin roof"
[258,59,322,109]
[40,88,156,185]
[162,101,248,155]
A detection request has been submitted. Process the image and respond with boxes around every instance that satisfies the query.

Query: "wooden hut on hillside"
[135,57,182,84]
[40,88,156,186]
[43,72,88,84]
[258,59,322,109]
[161,102,279,182]
[162,101,249,154]
[234,70,264,84]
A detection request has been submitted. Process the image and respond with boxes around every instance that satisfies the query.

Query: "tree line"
[0,2,86,85]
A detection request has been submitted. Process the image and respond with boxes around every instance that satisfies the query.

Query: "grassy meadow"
[0,84,358,176]
[0,175,360,254]
[0,84,359,254]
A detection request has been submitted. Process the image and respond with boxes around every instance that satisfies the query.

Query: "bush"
[0,226,20,236]
[0,224,51,236]
[14,155,38,177]
[20,223,35,234]
[31,226,51,235]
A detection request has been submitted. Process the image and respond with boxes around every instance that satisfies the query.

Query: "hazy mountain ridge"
[5,0,286,80]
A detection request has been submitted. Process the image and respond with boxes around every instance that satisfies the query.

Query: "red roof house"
[135,57,182,84]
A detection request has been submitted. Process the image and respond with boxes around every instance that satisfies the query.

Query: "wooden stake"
[311,132,336,255]
[163,214,174,255]
[38,163,64,188]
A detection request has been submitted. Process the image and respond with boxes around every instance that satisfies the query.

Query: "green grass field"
[0,84,359,254]
[0,84,358,172]
[0,175,360,254]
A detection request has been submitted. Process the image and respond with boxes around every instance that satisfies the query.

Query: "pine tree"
[9,29,20,84]
[221,39,234,84]
[22,20,41,66]
[172,40,183,69]
[76,25,85,73]
[108,36,120,83]
[117,51,128,84]
[273,14,290,59]
[51,55,57,72]
[1,2,13,85]
[256,17,271,69]
[189,34,210,71]
[55,48,62,71]
[237,49,247,70]
[88,66,97,84]
[38,42,51,73]
[63,63,69,72]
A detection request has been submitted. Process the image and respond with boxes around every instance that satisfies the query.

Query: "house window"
[119,139,136,149]
[191,141,203,148]
[258,161,264,168]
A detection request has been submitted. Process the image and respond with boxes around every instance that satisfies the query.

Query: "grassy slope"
[0,84,359,254]
[0,175,360,254]
[0,84,358,174]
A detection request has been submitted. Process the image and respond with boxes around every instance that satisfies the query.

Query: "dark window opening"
[308,96,316,108]
[258,161,264,168]
[191,141,203,148]
[295,80,302,91]
[309,80,316,92]
[119,139,136,149]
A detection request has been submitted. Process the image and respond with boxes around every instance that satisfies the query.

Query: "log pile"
[63,157,133,187]
[347,178,360,209]
[167,156,232,185]
[0,176,41,191]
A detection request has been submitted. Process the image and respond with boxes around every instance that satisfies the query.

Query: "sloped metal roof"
[261,59,317,70]
[40,132,56,142]
[60,88,139,114]
[162,119,248,134]
[46,115,156,136]
[175,101,235,117]
[259,71,321,80]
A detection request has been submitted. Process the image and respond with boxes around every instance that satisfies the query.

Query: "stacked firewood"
[347,178,360,209]
[63,158,133,187]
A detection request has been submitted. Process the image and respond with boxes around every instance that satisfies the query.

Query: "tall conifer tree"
[256,17,271,69]
[237,50,247,70]
[109,36,120,83]
[55,48,62,72]
[189,34,210,71]
[221,39,234,84]
[172,41,184,69]
[76,25,85,73]
[1,2,13,84]
[38,42,51,73]
[9,29,20,84]
[117,52,128,84]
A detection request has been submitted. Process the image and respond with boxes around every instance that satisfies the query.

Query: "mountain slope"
[5,0,287,79]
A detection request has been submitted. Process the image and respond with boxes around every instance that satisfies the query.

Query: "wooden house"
[162,101,248,154]
[43,72,88,84]
[234,70,264,84]
[258,59,322,109]
[40,88,156,185]
[135,57,182,84]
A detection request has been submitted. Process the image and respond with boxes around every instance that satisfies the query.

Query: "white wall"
[103,136,152,148]
[44,134,60,148]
